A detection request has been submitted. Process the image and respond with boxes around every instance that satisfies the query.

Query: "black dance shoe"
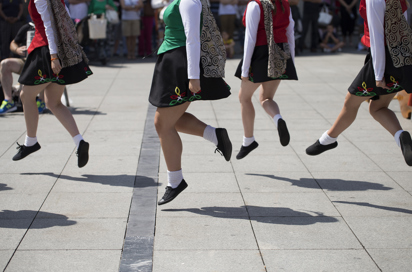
[306,140,338,156]
[158,179,188,205]
[12,142,41,161]
[236,141,259,160]
[277,119,290,146]
[77,140,89,168]
[215,128,232,161]
[400,131,412,166]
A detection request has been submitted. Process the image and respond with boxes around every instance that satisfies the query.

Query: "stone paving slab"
[367,249,412,272]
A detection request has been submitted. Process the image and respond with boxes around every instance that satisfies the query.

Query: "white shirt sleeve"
[241,1,260,78]
[366,0,385,81]
[34,0,58,55]
[286,8,295,63]
[179,0,202,79]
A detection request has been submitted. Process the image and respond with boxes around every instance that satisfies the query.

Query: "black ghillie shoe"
[277,119,290,146]
[236,141,259,160]
[12,142,41,161]
[215,128,232,161]
[158,179,188,205]
[306,140,338,156]
[77,140,89,168]
[399,131,412,166]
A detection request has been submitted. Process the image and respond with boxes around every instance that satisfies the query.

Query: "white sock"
[319,131,338,145]
[394,130,404,148]
[73,134,84,149]
[167,169,183,189]
[24,135,37,147]
[273,114,282,128]
[203,125,218,146]
[243,136,255,147]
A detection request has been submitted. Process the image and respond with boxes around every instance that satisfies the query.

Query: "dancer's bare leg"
[259,79,281,118]
[175,112,207,137]
[155,102,191,171]
[239,79,260,138]
[369,93,402,136]
[44,83,80,137]
[20,83,50,137]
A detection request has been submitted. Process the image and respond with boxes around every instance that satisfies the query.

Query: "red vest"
[242,0,290,46]
[27,0,66,55]
[360,0,407,47]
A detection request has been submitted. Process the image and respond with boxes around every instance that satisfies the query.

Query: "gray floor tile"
[368,249,412,272]
[386,171,412,192]
[64,155,139,174]
[0,250,13,270]
[0,220,31,249]
[0,194,48,219]
[232,154,308,172]
[0,174,57,195]
[159,154,234,173]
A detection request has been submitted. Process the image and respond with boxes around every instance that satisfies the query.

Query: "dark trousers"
[300,12,319,50]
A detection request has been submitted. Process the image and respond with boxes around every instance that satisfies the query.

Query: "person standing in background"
[219,0,238,39]
[0,0,24,60]
[299,0,322,52]
[69,0,90,23]
[120,0,143,59]
[338,0,358,46]
[138,0,155,57]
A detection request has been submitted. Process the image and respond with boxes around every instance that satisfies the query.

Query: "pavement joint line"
[119,104,159,272]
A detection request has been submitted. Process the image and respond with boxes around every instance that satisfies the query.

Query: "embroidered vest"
[242,0,290,46]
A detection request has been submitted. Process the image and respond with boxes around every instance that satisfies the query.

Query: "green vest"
[158,0,202,55]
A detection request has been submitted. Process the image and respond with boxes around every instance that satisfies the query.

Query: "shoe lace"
[214,148,223,156]
[16,142,24,151]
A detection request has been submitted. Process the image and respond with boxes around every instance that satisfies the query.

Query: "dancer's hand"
[189,79,201,93]
[51,54,61,75]
[376,78,390,89]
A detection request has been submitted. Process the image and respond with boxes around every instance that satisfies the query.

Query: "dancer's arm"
[241,1,260,78]
[180,0,202,80]
[366,0,385,82]
[285,8,295,63]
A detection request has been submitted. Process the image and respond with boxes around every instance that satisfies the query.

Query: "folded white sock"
[319,131,337,145]
[24,135,37,147]
[394,130,404,148]
[243,136,255,147]
[73,134,84,149]
[203,125,218,146]
[273,114,282,128]
[167,169,183,189]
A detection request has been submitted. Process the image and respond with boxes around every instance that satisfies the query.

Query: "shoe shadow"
[161,206,338,225]
[0,210,76,229]
[246,173,393,192]
[0,183,12,191]
[21,172,159,188]
[333,201,412,215]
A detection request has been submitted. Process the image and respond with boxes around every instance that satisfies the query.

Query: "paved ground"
[1,50,412,272]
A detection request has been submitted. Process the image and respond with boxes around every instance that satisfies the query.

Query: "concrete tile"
[243,192,340,217]
[154,217,258,250]
[231,154,308,172]
[236,171,320,193]
[368,249,412,272]
[0,219,31,249]
[262,249,379,272]
[251,217,362,249]
[6,250,121,272]
[19,218,126,250]
[344,216,412,248]
[0,174,57,194]
[367,154,412,172]
[159,154,233,173]
[64,155,139,174]
[0,194,48,219]
[0,250,13,270]
[153,250,265,272]
[386,171,412,192]
[39,192,132,218]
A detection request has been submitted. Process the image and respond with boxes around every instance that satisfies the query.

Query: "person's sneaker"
[215,128,232,161]
[77,140,89,168]
[306,140,338,156]
[399,131,412,166]
[36,98,46,114]
[158,179,188,205]
[236,141,259,160]
[277,119,290,146]
[0,100,17,114]
[12,142,41,161]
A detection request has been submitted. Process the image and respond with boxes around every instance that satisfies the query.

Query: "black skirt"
[235,44,298,83]
[149,46,231,108]
[19,46,93,86]
[348,47,412,99]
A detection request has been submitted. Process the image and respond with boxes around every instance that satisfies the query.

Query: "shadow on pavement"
[21,172,158,188]
[333,201,412,215]
[161,206,338,225]
[246,173,393,192]
[0,210,76,229]
[0,183,12,191]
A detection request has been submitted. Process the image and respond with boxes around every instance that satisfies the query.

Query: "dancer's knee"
[239,91,253,105]
[154,115,172,134]
[45,99,63,112]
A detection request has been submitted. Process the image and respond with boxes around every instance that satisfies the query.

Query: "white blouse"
[241,1,295,78]
[366,0,407,81]
[34,0,71,55]
[180,0,202,79]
